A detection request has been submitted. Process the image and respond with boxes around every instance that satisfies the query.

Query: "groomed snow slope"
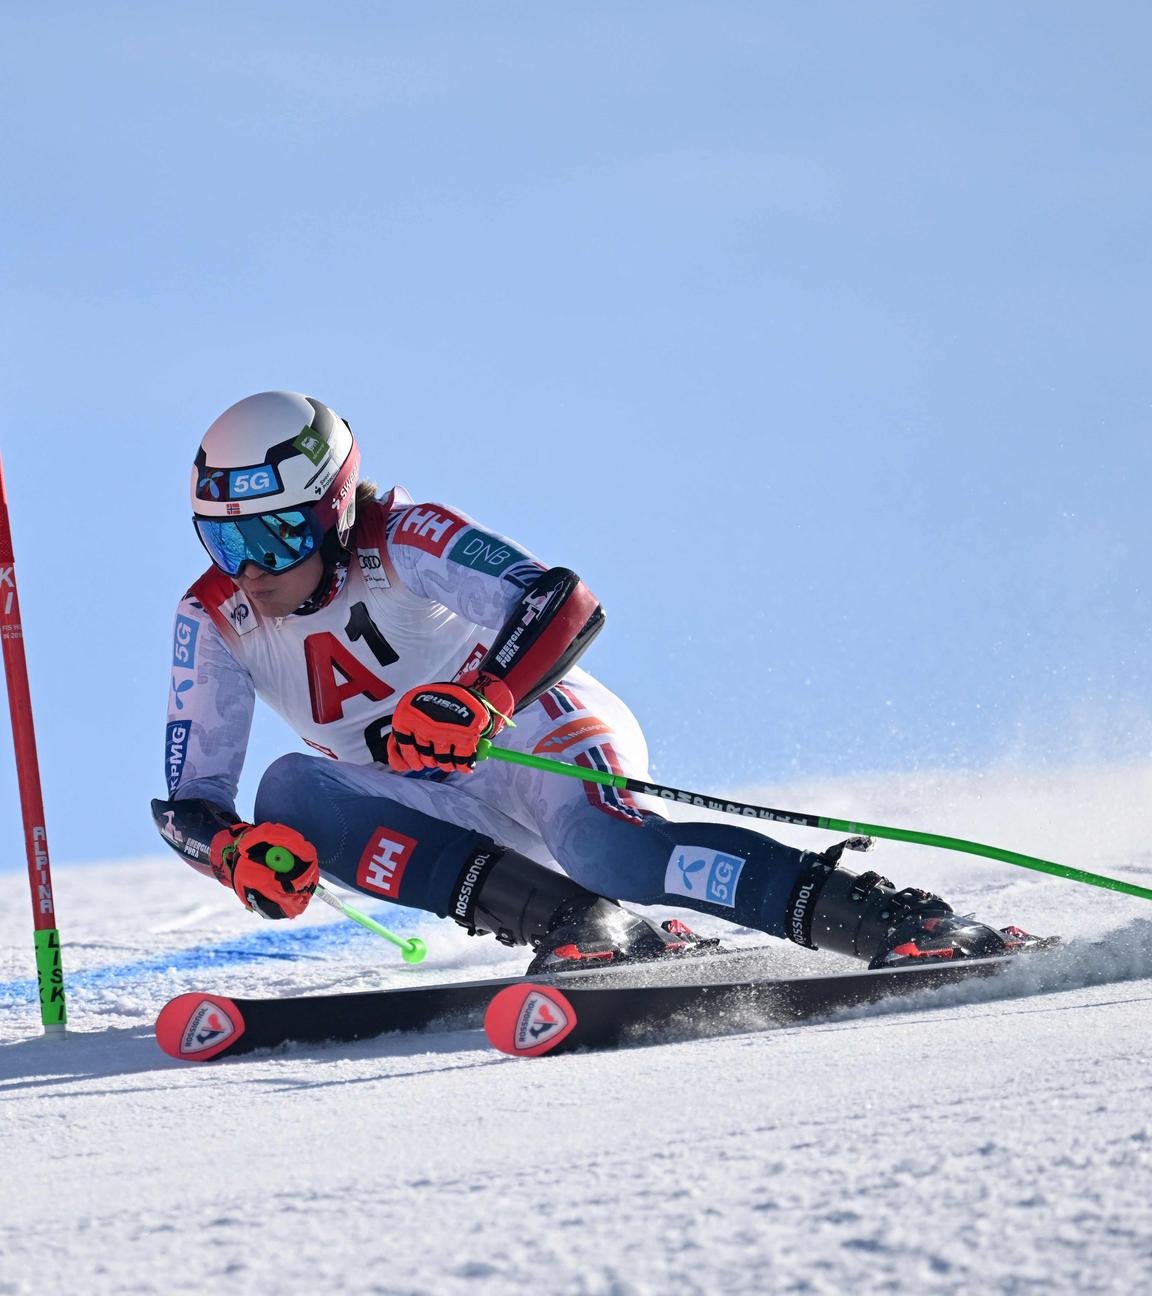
[3,762,1152,1295]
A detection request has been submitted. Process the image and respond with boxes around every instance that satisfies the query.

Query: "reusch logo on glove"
[415,692,476,723]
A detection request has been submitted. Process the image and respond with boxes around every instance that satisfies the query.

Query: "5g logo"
[228,466,277,498]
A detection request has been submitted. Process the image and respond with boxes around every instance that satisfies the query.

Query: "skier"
[153,391,1041,973]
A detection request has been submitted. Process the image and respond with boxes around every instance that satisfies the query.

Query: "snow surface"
[3,762,1152,1295]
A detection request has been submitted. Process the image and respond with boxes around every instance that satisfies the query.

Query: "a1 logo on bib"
[484,986,578,1057]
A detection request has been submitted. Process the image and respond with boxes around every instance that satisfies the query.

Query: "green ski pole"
[475,741,1152,904]
[314,884,427,964]
[262,844,427,964]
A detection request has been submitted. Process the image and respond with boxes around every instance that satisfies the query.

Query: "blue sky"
[1,2,1150,866]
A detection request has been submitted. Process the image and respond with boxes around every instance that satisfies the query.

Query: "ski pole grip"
[264,846,296,874]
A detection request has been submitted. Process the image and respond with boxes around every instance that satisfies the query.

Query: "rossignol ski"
[156,942,1058,1063]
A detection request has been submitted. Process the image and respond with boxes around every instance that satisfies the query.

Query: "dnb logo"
[485,986,578,1057]
[356,829,418,899]
[448,529,528,575]
[155,995,244,1062]
[664,847,746,908]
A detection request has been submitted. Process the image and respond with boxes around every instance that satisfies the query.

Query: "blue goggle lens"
[194,509,321,576]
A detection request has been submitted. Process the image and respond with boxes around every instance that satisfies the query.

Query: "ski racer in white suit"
[153,392,1041,971]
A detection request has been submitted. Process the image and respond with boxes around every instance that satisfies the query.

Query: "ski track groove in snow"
[2,764,1152,1294]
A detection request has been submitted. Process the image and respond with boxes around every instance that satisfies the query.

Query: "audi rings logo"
[357,548,389,586]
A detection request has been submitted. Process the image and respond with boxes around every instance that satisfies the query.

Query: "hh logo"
[356,829,418,899]
[393,505,466,557]
[664,847,746,908]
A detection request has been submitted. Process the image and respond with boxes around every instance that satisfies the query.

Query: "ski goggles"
[194,508,325,576]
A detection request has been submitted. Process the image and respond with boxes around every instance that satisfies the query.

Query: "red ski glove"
[386,675,515,774]
[209,822,320,919]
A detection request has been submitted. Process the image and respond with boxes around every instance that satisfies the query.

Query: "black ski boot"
[448,843,714,973]
[787,841,1052,970]
[526,901,717,974]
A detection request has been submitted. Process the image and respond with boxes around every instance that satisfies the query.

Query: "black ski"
[154,944,788,1061]
[157,974,522,1061]
[156,944,1052,1063]
[484,949,1062,1057]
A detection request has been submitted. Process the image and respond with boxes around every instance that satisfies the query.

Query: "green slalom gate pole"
[475,740,1152,905]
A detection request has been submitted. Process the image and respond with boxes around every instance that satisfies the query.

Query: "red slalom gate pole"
[0,450,67,1034]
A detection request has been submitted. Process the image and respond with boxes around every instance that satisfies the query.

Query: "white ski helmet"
[191,391,361,575]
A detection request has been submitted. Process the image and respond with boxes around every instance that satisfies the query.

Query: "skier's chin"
[245,588,299,617]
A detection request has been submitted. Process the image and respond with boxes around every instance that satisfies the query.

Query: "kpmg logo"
[664,847,745,908]
[166,721,190,793]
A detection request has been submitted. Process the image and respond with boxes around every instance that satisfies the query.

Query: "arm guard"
[465,567,605,711]
[151,796,240,880]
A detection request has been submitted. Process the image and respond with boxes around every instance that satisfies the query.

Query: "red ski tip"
[156,993,245,1062]
[485,985,578,1057]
